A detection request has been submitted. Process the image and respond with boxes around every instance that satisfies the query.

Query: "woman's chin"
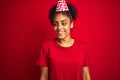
[57,36,65,40]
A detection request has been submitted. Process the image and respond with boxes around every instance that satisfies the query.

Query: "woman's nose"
[57,24,62,30]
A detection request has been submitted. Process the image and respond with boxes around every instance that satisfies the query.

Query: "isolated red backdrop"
[1,0,120,80]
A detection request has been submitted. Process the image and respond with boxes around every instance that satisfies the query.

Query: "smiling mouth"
[57,31,65,35]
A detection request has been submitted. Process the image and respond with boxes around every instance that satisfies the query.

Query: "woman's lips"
[57,31,65,35]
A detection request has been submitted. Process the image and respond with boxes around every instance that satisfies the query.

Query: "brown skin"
[40,67,48,80]
[40,13,91,80]
[53,13,74,47]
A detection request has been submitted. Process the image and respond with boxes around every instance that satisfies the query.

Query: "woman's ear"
[70,22,73,28]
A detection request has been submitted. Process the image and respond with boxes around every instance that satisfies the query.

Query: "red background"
[1,0,120,80]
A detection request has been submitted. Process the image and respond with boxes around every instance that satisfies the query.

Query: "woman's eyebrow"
[53,19,68,23]
[53,21,58,23]
[60,19,68,22]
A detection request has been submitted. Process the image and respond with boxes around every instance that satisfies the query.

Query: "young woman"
[36,0,91,80]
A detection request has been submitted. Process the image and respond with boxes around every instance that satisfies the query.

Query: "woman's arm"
[40,67,48,80]
[83,67,91,80]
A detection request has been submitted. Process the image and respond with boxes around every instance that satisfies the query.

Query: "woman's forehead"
[53,13,70,21]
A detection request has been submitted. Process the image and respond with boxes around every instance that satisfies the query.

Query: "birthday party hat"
[56,0,69,11]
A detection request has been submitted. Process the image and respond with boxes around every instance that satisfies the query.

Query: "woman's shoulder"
[41,39,55,48]
[75,39,87,45]
[75,39,88,51]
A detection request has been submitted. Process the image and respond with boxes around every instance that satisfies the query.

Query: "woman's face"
[53,13,73,40]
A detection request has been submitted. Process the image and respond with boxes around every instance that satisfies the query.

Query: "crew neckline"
[53,38,76,49]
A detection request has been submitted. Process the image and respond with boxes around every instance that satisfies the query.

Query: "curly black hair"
[48,2,78,25]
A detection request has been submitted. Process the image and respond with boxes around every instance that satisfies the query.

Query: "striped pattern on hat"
[56,0,69,11]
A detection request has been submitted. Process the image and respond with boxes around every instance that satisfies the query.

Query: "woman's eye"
[53,24,57,26]
[62,23,66,26]
[53,23,58,26]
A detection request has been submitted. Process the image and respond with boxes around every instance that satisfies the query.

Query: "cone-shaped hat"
[56,0,69,11]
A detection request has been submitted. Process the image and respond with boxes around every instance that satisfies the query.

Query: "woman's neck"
[56,36,74,47]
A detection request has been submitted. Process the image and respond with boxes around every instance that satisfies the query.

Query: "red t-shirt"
[36,38,89,80]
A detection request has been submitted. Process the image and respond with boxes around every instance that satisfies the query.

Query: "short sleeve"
[83,42,90,67]
[36,45,48,67]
